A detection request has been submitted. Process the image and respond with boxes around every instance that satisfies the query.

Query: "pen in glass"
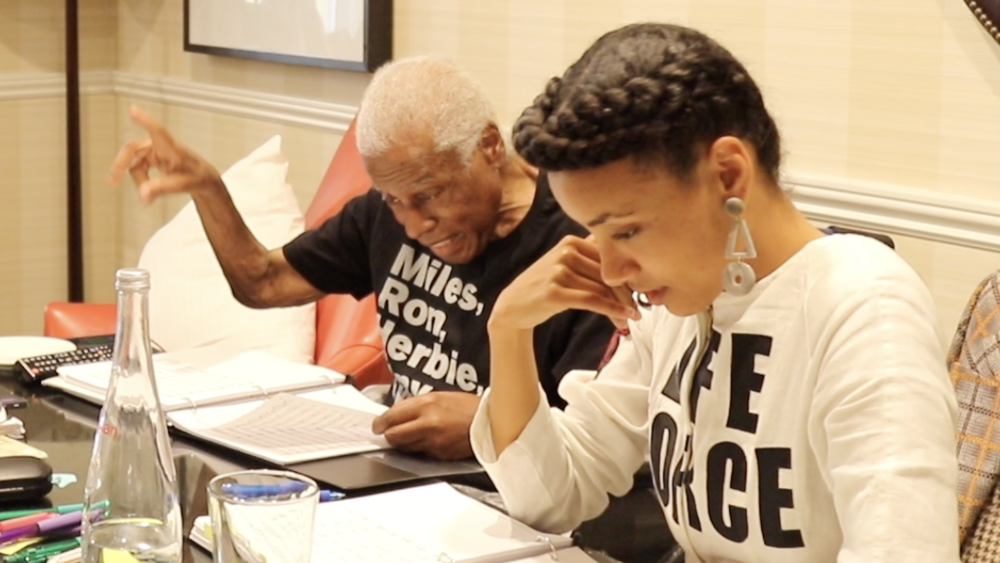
[220,481,309,498]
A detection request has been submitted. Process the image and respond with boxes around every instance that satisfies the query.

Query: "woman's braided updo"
[514,23,781,182]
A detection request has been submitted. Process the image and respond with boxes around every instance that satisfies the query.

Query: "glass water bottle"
[82,268,182,563]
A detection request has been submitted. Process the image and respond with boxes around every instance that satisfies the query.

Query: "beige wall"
[0,0,120,335]
[113,0,357,275]
[1,2,70,336]
[3,0,1000,344]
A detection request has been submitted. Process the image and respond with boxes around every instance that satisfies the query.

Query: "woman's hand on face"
[489,235,641,331]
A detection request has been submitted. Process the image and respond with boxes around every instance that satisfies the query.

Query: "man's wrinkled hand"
[108,105,225,204]
[371,392,480,461]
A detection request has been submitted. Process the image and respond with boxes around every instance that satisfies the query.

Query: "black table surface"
[0,365,675,563]
[0,365,248,563]
[0,365,500,562]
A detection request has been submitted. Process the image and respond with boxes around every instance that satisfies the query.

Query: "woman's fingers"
[559,238,639,317]
[548,266,640,320]
[610,284,638,310]
[555,286,640,320]
[492,233,642,331]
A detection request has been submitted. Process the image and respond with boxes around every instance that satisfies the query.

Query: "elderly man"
[110,56,616,460]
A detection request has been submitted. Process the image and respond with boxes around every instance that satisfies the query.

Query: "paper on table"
[167,386,390,464]
[0,435,47,459]
[50,349,346,412]
[191,482,576,563]
[0,406,24,439]
[319,482,571,563]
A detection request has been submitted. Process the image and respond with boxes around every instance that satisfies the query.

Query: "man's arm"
[109,106,324,308]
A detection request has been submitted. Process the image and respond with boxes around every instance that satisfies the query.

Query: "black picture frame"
[183,0,392,73]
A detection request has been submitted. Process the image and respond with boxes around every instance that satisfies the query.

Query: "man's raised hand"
[108,105,225,204]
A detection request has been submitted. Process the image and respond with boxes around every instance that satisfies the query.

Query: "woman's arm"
[486,235,638,453]
[472,235,649,532]
[472,330,655,532]
[810,269,960,562]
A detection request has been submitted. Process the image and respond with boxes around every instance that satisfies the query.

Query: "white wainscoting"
[112,72,356,134]
[0,71,355,133]
[786,175,1000,253]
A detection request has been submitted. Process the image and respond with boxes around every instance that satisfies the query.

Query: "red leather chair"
[45,119,392,389]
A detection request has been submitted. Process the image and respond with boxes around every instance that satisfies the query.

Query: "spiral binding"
[428,536,560,562]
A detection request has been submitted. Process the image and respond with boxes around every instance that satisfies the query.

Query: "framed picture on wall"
[183,0,392,73]
[961,0,1000,44]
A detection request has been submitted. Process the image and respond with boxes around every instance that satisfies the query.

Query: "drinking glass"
[207,469,319,563]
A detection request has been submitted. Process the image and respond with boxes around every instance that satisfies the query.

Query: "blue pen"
[220,481,309,499]
[220,482,344,501]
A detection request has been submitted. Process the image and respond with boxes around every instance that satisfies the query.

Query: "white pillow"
[138,136,316,364]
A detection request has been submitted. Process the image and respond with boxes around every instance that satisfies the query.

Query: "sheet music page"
[168,388,390,464]
[192,483,576,563]
[53,348,345,411]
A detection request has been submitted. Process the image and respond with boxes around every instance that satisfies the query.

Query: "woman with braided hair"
[470,23,960,562]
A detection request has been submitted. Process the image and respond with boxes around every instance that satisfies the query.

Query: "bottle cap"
[115,268,150,291]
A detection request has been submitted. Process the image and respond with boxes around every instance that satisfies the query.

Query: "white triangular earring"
[722,197,757,296]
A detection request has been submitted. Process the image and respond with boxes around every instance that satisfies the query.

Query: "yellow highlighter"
[0,537,44,556]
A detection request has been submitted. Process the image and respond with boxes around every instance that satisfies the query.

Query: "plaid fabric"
[964,479,1000,562]
[949,270,1000,551]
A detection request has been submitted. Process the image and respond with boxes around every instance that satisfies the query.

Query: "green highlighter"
[0,503,85,521]
[5,537,81,563]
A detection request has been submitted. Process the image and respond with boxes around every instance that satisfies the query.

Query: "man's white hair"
[356,55,498,166]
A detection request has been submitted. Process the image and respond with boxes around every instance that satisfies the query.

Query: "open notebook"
[43,348,390,465]
[190,482,597,563]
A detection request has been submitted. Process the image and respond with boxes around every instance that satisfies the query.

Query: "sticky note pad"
[102,549,141,563]
[0,537,43,555]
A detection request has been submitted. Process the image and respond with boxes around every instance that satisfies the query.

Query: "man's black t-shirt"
[282,176,616,407]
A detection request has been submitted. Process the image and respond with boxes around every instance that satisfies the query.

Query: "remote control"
[14,344,115,384]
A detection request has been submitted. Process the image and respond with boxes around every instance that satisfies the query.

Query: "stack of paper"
[43,347,391,465]
[0,406,24,440]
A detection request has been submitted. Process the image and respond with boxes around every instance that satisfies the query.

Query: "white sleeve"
[808,271,960,562]
[470,329,654,533]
